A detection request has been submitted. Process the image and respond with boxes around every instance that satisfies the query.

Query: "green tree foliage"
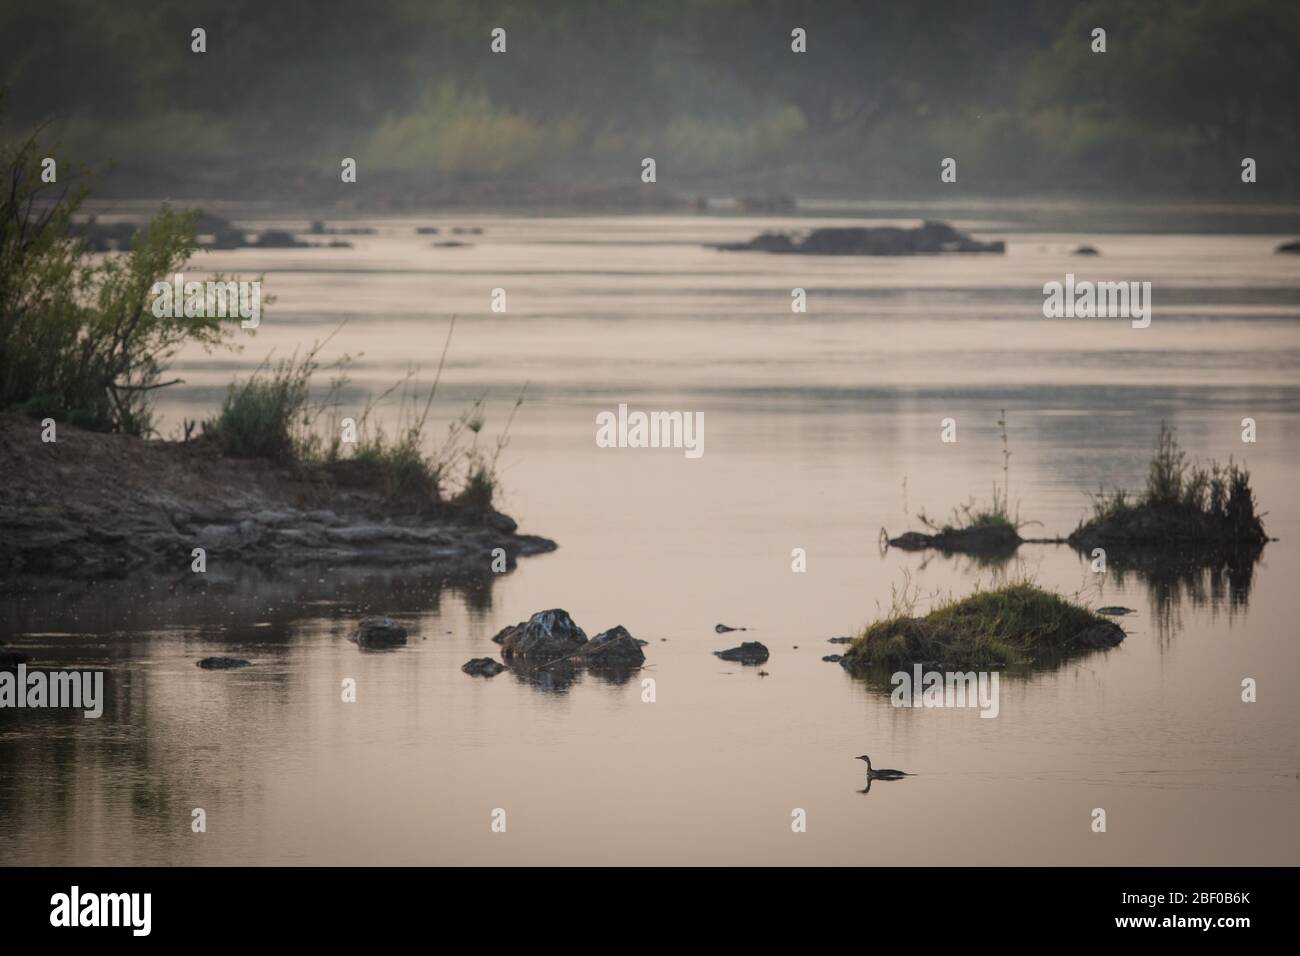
[0,110,239,433]
[1,1,1295,193]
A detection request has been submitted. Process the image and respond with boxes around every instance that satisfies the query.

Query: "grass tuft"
[202,318,523,516]
[917,409,1023,533]
[845,580,1118,671]
[1077,422,1265,544]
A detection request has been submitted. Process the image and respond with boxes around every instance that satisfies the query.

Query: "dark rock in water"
[489,613,648,684]
[1095,606,1136,616]
[351,616,408,648]
[822,654,844,663]
[715,623,748,633]
[416,226,440,234]
[888,525,1022,555]
[197,211,248,250]
[494,609,587,665]
[1073,622,1126,650]
[715,641,770,665]
[309,222,375,236]
[1068,502,1268,552]
[714,221,1003,256]
[252,230,308,248]
[1276,239,1300,253]
[432,240,472,248]
[197,657,250,669]
[576,625,645,669]
[73,209,251,252]
[462,657,506,677]
[828,636,853,644]
[1073,245,1101,255]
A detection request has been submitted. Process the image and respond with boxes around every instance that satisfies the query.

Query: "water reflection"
[0,560,502,639]
[505,658,644,693]
[1076,542,1263,642]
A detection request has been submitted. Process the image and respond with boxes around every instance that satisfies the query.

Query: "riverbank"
[0,412,555,579]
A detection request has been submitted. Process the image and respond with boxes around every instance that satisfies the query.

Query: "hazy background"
[3,0,1299,205]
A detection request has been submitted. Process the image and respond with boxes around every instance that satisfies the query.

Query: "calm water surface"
[3,210,1299,864]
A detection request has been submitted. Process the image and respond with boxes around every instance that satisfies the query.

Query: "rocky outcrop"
[462,657,507,677]
[484,610,647,680]
[350,616,408,648]
[197,657,251,669]
[493,609,588,665]
[714,221,1004,256]
[715,641,770,665]
[71,211,374,252]
[575,625,646,669]
[0,412,556,577]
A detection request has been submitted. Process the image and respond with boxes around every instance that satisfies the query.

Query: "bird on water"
[855,755,912,780]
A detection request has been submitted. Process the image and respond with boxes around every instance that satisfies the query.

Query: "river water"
[2,205,1299,864]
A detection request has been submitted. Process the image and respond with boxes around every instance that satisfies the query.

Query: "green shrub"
[1,114,241,434]
[206,354,313,461]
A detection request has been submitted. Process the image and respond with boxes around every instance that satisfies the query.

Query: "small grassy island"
[1068,424,1268,554]
[840,582,1124,673]
[887,508,1023,556]
[887,410,1031,556]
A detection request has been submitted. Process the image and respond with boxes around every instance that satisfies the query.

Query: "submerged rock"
[1073,623,1126,649]
[715,623,748,633]
[714,221,1003,256]
[715,641,770,665]
[822,654,844,663]
[888,525,1022,555]
[575,625,645,669]
[462,657,506,677]
[494,608,587,665]
[1276,239,1300,254]
[252,229,308,248]
[351,616,408,648]
[1073,245,1101,255]
[197,657,251,669]
[1095,606,1136,616]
